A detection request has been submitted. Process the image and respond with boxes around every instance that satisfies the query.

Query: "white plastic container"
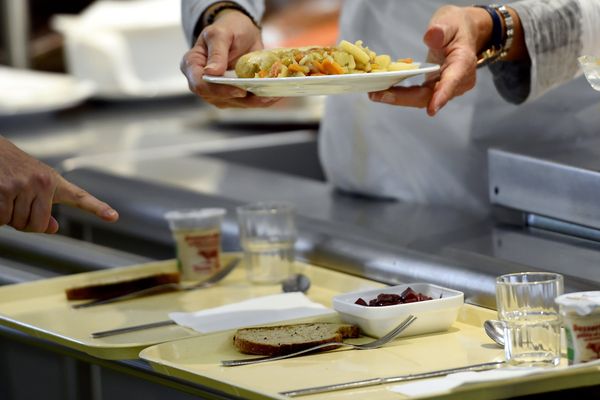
[332,283,464,338]
[165,208,226,281]
[555,291,600,364]
[51,0,189,99]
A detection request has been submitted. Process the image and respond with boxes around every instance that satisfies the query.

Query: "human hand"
[181,9,280,108]
[0,137,118,234]
[369,6,490,116]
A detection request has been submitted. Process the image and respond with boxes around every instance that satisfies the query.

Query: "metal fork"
[221,315,417,367]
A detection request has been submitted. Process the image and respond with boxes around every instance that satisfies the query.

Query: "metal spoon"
[281,273,311,293]
[484,319,505,347]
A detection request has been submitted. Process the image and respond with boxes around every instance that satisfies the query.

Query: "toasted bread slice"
[233,322,360,356]
[65,272,180,300]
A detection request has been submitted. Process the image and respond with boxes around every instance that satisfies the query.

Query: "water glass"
[237,201,296,284]
[496,272,564,366]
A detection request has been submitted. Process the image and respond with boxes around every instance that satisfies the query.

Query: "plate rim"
[203,62,440,85]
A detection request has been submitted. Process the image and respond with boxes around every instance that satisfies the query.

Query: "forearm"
[181,0,265,45]
[492,0,600,103]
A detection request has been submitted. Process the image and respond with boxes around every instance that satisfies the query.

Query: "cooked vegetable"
[235,40,418,78]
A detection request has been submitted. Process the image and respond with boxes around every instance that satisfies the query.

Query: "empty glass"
[237,202,296,284]
[496,272,564,366]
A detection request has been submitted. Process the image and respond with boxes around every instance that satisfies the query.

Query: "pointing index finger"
[53,178,118,222]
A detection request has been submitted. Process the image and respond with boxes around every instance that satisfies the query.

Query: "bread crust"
[65,272,180,300]
[233,322,360,356]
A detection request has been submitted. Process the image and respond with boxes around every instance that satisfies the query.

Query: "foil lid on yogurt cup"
[164,208,226,230]
[555,291,600,316]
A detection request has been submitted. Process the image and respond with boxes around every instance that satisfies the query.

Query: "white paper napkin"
[169,292,335,334]
[390,367,544,397]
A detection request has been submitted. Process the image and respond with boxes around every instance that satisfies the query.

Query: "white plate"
[0,66,95,116]
[203,63,440,97]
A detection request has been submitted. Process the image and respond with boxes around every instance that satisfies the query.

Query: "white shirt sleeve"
[181,0,265,46]
[490,0,600,103]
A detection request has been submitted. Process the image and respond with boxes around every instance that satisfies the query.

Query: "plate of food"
[203,40,440,97]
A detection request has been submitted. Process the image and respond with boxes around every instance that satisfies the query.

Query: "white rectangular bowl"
[333,283,464,338]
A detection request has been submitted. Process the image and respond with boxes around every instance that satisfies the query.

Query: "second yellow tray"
[139,305,600,400]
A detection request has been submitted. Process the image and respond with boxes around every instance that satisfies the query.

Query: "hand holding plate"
[180,10,281,108]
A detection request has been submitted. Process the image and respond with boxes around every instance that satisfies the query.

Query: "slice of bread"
[233,323,360,356]
[65,272,180,300]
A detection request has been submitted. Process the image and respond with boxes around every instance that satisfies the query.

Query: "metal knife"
[91,319,177,338]
[279,361,506,397]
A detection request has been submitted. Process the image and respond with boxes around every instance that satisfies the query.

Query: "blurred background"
[0,0,341,178]
[0,0,340,114]
[0,0,341,71]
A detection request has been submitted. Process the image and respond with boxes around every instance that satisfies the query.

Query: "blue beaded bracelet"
[474,4,503,52]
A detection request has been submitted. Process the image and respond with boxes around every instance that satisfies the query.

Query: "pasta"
[235,40,417,78]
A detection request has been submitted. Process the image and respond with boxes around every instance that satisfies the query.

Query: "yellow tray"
[0,254,381,360]
[139,304,600,400]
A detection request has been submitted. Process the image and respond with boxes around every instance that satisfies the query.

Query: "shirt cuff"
[489,59,532,104]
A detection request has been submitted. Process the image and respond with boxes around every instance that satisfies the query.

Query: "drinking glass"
[237,202,296,284]
[496,272,564,366]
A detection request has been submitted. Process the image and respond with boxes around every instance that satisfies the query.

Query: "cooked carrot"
[288,63,306,73]
[312,60,325,74]
[321,59,344,75]
[258,70,268,78]
[396,58,414,64]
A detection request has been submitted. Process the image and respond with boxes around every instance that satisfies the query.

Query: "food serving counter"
[56,155,600,308]
[2,96,600,399]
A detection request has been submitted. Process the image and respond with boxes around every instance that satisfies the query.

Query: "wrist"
[472,4,515,67]
[466,6,494,55]
[201,2,259,29]
[193,2,259,43]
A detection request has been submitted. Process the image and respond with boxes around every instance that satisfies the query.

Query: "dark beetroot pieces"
[354,287,433,307]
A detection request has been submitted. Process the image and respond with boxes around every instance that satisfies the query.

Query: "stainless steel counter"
[4,96,600,307]
[2,97,600,399]
[57,157,600,309]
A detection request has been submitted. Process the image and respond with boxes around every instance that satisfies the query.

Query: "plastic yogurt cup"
[555,291,600,364]
[164,208,226,281]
